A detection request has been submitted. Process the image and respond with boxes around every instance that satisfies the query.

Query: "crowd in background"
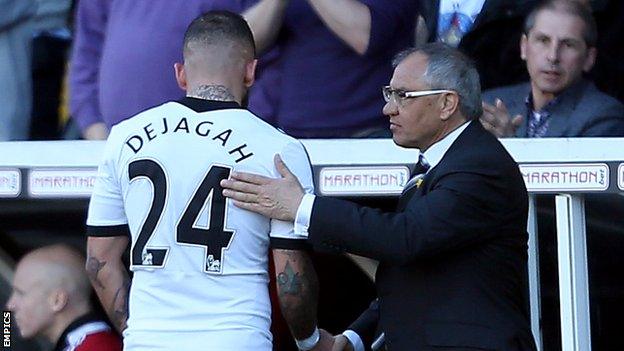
[1,0,623,142]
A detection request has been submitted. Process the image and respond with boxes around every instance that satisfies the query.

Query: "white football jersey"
[86,98,314,350]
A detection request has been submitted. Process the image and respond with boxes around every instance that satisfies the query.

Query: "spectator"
[30,0,72,140]
[6,244,122,351]
[418,0,539,90]
[68,0,241,140]
[0,0,36,141]
[243,0,418,138]
[481,0,624,138]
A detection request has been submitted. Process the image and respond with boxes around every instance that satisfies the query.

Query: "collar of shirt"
[53,313,108,351]
[525,93,558,116]
[422,120,471,172]
[524,78,589,114]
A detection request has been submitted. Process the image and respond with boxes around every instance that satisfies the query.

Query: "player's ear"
[174,62,187,91]
[243,59,257,89]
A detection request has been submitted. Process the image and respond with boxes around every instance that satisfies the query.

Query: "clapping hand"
[480,99,523,138]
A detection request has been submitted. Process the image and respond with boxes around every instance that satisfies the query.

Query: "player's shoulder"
[225,110,310,169]
[254,121,307,159]
[108,101,176,140]
[245,111,301,145]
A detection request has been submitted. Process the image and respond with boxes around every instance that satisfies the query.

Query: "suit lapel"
[544,101,573,137]
[517,110,529,137]
[544,80,586,137]
[396,187,413,211]
[396,122,483,211]
[513,84,532,137]
[396,176,427,211]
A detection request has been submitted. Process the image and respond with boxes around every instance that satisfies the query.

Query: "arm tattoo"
[86,257,106,289]
[187,85,236,102]
[112,275,131,332]
[275,250,319,339]
[277,261,302,296]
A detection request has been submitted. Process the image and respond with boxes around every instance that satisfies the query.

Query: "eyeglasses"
[382,86,454,106]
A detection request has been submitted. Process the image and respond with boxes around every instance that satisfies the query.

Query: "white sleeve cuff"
[294,193,315,237]
[295,326,320,350]
[342,330,365,351]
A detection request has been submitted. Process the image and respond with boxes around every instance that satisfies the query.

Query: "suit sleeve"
[308,170,525,265]
[578,101,624,137]
[348,299,380,350]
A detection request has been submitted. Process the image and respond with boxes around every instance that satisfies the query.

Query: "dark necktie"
[402,154,430,194]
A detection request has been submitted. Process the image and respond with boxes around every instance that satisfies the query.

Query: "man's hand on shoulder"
[221,154,304,221]
[480,99,523,138]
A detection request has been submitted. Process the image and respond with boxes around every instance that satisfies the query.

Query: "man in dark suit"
[481,0,624,138]
[221,43,536,351]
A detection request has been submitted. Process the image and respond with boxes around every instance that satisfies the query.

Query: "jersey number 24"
[129,159,234,274]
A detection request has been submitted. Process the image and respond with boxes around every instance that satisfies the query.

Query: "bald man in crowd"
[6,244,121,351]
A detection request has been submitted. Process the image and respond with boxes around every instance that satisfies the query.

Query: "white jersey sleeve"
[268,140,314,250]
[86,128,129,237]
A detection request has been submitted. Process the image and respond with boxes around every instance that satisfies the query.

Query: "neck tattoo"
[187,85,236,102]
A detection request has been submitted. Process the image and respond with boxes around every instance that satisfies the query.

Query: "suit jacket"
[483,80,624,137]
[308,122,536,350]
[418,0,537,90]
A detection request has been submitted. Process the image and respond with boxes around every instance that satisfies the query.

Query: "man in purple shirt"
[69,0,240,139]
[243,0,418,138]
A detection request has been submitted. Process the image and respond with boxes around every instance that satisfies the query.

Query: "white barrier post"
[527,195,542,350]
[555,194,591,351]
